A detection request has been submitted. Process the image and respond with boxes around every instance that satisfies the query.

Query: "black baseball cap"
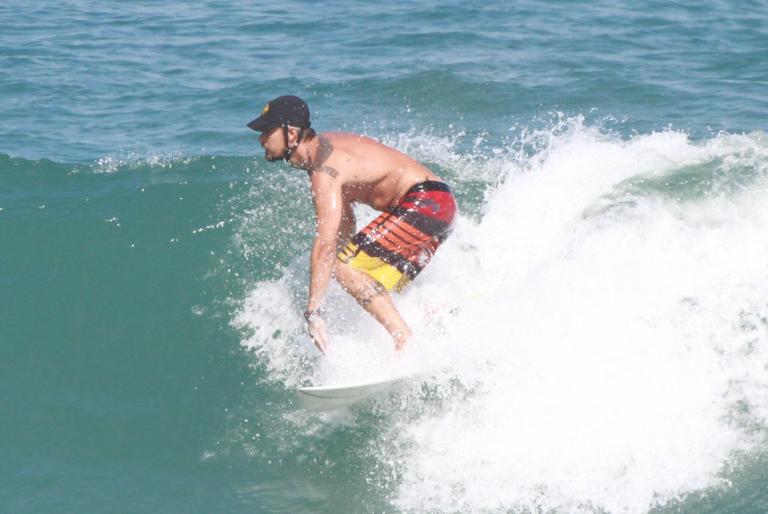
[247,95,311,131]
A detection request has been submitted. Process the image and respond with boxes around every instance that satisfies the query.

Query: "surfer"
[247,95,456,353]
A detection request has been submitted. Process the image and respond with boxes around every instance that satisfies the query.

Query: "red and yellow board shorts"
[337,181,457,292]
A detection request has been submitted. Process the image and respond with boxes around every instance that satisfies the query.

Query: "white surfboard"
[296,374,412,411]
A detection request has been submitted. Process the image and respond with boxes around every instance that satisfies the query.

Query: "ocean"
[2,1,768,513]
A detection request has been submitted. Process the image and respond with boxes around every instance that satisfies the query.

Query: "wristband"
[304,309,321,322]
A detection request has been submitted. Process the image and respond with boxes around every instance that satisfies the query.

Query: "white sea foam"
[233,121,768,513]
[89,152,196,174]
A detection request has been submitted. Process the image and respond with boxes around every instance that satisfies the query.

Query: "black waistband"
[405,180,452,195]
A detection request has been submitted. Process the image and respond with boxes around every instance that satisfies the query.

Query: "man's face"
[259,126,285,161]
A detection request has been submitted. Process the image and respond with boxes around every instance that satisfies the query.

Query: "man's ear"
[288,126,301,146]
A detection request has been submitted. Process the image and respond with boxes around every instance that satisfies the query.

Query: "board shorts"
[337,180,457,292]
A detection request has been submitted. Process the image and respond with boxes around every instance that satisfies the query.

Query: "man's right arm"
[304,167,343,353]
[307,172,342,313]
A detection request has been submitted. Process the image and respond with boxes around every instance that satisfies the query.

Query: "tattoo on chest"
[317,165,339,178]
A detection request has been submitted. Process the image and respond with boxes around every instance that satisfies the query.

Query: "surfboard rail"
[296,374,412,410]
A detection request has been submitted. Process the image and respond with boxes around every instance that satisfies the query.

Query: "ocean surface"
[2,1,768,513]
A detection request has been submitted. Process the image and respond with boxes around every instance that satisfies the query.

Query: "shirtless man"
[247,95,456,353]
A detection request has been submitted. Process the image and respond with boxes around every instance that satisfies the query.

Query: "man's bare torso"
[310,132,441,210]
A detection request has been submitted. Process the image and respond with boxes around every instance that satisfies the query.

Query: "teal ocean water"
[2,1,768,513]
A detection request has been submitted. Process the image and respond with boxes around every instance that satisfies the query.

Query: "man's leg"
[333,260,412,350]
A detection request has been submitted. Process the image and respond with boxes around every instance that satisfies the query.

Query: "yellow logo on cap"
[262,103,270,115]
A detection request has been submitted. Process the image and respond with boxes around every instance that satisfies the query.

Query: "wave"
[232,120,768,513]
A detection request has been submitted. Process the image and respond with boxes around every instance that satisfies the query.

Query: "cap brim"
[246,117,278,131]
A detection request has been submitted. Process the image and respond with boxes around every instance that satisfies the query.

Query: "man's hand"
[305,310,329,354]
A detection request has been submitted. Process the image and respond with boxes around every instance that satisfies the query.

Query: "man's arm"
[307,169,343,315]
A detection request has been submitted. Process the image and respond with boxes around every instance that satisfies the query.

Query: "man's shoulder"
[316,132,388,163]
[320,131,376,144]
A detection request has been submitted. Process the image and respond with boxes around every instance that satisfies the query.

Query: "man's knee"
[334,260,387,307]
[333,259,360,293]
[333,259,355,289]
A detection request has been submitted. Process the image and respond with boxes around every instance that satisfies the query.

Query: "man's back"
[317,132,441,210]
